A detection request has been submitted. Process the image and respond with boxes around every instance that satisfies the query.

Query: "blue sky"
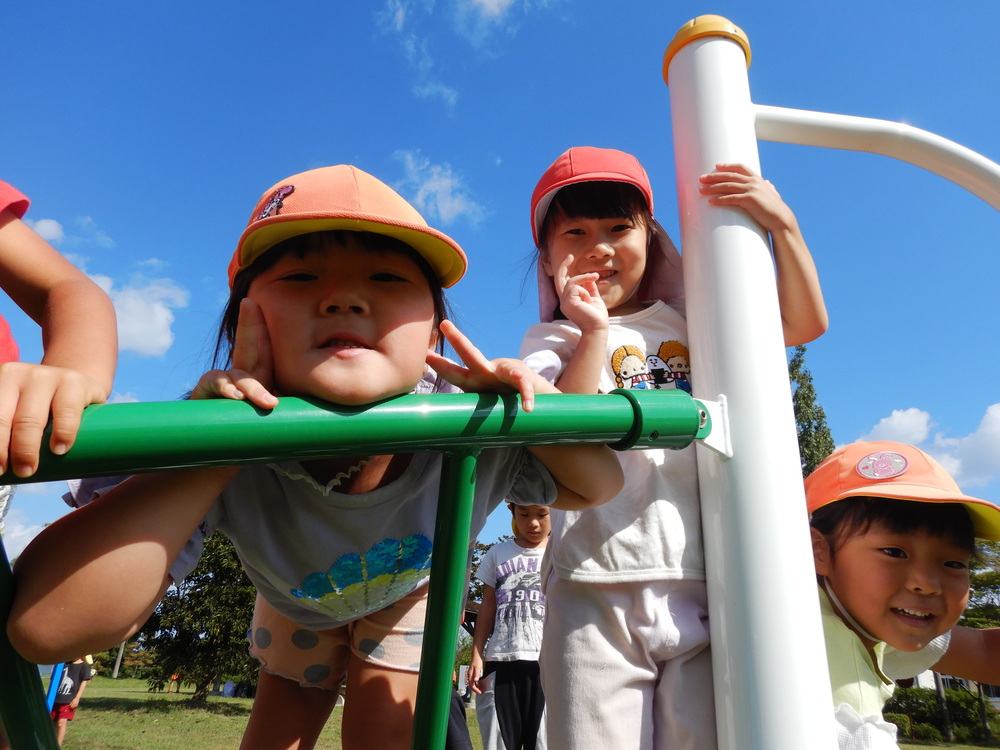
[2,1,1000,557]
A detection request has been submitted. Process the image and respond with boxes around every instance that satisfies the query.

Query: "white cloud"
[932,403,1000,488]
[395,150,486,225]
[467,0,517,18]
[71,216,115,249]
[102,277,190,357]
[414,80,459,108]
[25,218,66,243]
[377,1,460,109]
[858,407,932,444]
[858,403,1000,490]
[0,519,43,559]
[110,392,142,404]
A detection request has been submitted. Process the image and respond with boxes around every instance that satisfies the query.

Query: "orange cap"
[805,441,1000,541]
[228,165,467,288]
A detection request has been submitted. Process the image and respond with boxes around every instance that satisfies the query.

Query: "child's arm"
[69,673,89,709]
[0,206,118,477]
[428,320,623,510]
[931,626,1000,685]
[8,467,237,665]
[6,305,279,663]
[468,583,496,695]
[699,163,828,346]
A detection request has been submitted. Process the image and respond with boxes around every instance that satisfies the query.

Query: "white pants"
[539,576,716,750]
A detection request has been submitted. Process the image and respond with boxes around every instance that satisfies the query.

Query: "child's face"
[513,505,551,548]
[542,213,649,316]
[247,234,438,405]
[813,521,971,652]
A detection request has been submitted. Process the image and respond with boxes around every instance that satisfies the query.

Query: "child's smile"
[542,214,649,316]
[815,523,970,652]
[248,234,437,405]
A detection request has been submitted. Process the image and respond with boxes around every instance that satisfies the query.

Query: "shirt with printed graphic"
[520,299,701,583]
[476,538,546,661]
[165,448,557,631]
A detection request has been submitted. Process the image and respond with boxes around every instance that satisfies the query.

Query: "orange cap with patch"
[805,441,1000,541]
[228,165,467,288]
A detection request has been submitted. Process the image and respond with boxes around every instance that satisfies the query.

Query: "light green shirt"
[820,586,893,717]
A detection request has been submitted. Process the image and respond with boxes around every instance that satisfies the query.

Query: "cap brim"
[237,214,467,288]
[833,487,1000,542]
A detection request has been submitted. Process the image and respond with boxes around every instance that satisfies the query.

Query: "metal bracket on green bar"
[608,388,712,450]
[0,390,712,484]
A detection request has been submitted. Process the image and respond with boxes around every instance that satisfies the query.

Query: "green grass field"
[36,675,986,749]
[54,676,483,749]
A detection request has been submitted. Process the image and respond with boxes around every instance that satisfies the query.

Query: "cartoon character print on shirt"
[611,345,653,389]
[613,340,692,392]
[653,340,692,393]
[494,555,545,626]
[291,534,433,619]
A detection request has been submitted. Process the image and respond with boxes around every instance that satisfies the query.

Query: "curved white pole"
[664,17,837,750]
[755,104,1000,211]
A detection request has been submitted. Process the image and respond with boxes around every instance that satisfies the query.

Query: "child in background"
[806,441,1000,749]
[8,165,624,750]
[0,180,117,480]
[470,503,550,750]
[50,656,93,746]
[520,146,827,749]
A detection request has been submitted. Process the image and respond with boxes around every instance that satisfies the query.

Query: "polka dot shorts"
[248,587,428,691]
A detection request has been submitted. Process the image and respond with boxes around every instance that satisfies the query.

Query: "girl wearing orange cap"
[520,147,827,749]
[9,165,624,750]
[807,441,1000,749]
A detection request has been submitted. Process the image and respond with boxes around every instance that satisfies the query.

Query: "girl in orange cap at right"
[806,441,1000,749]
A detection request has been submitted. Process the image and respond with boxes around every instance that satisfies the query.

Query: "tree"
[136,531,258,701]
[788,345,835,476]
[961,541,1000,629]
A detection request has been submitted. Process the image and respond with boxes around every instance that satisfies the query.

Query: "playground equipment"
[2,13,1000,750]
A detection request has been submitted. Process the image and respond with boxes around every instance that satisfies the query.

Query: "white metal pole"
[754,103,1000,211]
[663,16,836,750]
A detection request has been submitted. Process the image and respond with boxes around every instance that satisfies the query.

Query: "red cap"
[229,165,467,288]
[805,441,1000,541]
[530,147,655,248]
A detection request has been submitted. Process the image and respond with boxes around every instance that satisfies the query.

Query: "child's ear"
[540,253,554,277]
[811,527,833,576]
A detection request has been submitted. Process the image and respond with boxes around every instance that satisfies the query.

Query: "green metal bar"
[0,540,60,749]
[0,390,711,748]
[412,451,480,750]
[0,390,710,485]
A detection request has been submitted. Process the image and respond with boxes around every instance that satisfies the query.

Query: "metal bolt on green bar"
[0,389,710,750]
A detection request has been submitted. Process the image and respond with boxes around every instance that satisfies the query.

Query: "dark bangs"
[539,181,652,249]
[810,496,976,555]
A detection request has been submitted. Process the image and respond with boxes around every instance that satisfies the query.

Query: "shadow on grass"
[85,696,253,717]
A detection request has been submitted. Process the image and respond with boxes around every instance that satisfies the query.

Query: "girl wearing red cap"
[9,166,624,750]
[520,147,827,749]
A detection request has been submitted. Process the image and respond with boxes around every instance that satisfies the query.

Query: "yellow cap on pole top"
[662,15,751,85]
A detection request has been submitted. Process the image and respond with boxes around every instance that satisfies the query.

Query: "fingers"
[438,319,491,373]
[191,367,278,410]
[46,375,104,457]
[0,363,108,477]
[431,320,539,410]
[223,298,278,409]
[232,299,275,382]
